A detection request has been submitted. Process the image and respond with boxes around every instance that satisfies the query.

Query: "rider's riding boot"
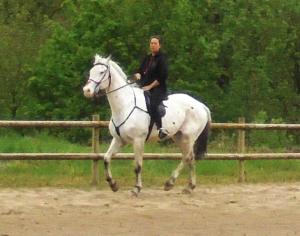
[158,128,169,139]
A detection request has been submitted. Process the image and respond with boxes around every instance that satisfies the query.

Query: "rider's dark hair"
[150,35,162,45]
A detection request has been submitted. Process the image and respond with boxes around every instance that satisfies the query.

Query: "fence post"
[238,117,246,182]
[91,114,100,185]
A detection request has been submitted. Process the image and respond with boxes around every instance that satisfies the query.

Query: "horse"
[83,55,211,196]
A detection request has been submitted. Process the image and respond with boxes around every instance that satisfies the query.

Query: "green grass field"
[0,131,299,188]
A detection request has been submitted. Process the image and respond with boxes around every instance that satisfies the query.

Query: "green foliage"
[0,0,64,119]
[0,130,90,153]
[0,1,299,145]
[249,111,296,150]
[26,0,300,126]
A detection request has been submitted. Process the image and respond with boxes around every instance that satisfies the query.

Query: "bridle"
[87,62,134,97]
[87,62,112,96]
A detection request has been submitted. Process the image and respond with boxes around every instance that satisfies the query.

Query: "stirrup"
[158,128,169,139]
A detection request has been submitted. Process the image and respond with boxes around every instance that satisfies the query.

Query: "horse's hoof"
[182,188,193,194]
[182,183,196,194]
[131,190,139,197]
[131,186,141,197]
[164,181,174,191]
[110,181,119,192]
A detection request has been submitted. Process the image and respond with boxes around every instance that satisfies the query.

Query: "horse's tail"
[194,107,211,160]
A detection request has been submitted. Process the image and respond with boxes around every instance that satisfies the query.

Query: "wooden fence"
[0,115,300,184]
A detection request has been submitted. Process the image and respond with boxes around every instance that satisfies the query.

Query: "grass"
[0,131,299,188]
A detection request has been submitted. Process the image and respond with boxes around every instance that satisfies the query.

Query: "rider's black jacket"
[137,50,168,93]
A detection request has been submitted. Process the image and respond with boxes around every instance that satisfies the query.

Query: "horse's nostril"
[83,87,90,95]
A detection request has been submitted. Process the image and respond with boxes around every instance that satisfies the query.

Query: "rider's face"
[150,38,161,54]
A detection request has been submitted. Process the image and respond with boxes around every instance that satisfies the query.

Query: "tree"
[28,0,300,127]
[0,0,64,118]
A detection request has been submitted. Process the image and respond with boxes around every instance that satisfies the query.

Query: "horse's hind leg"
[104,137,122,192]
[182,159,196,194]
[164,132,193,191]
[164,160,185,191]
[131,138,145,196]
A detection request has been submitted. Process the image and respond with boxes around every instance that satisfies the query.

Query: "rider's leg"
[150,89,168,139]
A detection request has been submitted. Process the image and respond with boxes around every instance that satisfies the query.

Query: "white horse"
[83,55,211,195]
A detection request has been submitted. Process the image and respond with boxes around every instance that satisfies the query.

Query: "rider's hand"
[133,73,141,80]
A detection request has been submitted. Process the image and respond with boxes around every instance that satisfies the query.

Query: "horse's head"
[83,54,111,98]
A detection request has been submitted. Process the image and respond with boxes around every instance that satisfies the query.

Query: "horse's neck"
[106,67,134,122]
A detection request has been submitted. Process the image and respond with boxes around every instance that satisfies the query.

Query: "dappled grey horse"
[83,55,211,196]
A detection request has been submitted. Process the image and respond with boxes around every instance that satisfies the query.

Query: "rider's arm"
[156,54,168,85]
[142,80,159,91]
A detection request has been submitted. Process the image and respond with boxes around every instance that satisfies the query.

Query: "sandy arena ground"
[0,183,299,236]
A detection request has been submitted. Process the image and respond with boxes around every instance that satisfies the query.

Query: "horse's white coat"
[83,55,211,195]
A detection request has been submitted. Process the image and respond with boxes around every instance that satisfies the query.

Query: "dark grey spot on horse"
[106,177,112,182]
[104,160,109,169]
[191,106,194,109]
[173,122,176,125]
[134,165,142,175]
[174,131,183,139]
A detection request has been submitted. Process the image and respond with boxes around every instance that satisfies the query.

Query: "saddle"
[143,91,167,118]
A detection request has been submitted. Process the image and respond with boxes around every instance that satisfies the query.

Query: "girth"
[112,90,166,141]
[112,89,167,141]
[112,88,148,136]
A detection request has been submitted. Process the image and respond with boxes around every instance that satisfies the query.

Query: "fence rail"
[0,153,299,160]
[0,120,109,128]
[1,120,300,129]
[1,116,299,184]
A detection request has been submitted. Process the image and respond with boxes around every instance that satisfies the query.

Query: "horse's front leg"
[131,138,145,196]
[104,137,122,192]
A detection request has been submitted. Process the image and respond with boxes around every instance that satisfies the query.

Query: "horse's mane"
[110,61,128,81]
[94,54,127,82]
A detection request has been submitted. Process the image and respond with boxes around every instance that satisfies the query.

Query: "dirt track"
[0,183,299,236]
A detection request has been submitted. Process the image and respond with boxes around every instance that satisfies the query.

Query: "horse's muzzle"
[83,85,94,98]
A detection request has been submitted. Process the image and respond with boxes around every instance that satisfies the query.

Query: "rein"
[96,80,136,97]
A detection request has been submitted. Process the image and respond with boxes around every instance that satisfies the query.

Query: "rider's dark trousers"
[149,87,166,129]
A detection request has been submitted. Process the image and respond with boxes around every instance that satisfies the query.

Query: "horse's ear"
[107,54,112,62]
[94,54,101,64]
